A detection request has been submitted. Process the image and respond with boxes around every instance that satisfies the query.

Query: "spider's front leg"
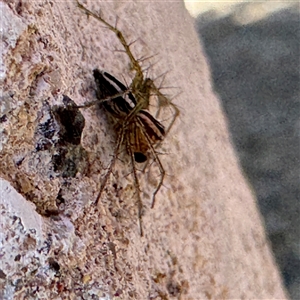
[76,0,145,97]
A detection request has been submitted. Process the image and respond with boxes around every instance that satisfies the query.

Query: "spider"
[75,0,179,235]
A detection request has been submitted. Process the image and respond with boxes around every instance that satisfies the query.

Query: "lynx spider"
[76,1,179,235]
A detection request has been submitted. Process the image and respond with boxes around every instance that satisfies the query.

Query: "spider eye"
[134,152,147,163]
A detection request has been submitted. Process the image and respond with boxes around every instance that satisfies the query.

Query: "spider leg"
[136,118,165,209]
[127,138,144,236]
[149,149,165,209]
[95,123,125,205]
[151,83,180,137]
[139,86,179,175]
[73,90,131,109]
[76,0,144,90]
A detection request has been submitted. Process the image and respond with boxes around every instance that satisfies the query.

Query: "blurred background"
[185,1,299,299]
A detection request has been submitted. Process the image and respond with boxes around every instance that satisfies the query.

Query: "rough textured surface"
[196,3,299,299]
[0,0,287,299]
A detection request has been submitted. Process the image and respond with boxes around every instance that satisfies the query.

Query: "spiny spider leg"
[73,90,131,109]
[127,140,144,236]
[136,117,165,209]
[95,122,125,205]
[149,82,180,137]
[139,86,179,175]
[76,0,144,97]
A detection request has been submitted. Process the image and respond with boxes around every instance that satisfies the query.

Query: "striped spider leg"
[76,1,179,234]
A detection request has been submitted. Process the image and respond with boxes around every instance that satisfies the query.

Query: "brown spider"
[76,1,179,235]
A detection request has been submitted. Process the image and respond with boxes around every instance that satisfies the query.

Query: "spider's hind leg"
[147,139,166,209]
[95,122,125,205]
[134,116,166,210]
[126,137,144,236]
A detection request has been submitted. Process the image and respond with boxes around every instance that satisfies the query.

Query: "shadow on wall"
[196,6,300,300]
